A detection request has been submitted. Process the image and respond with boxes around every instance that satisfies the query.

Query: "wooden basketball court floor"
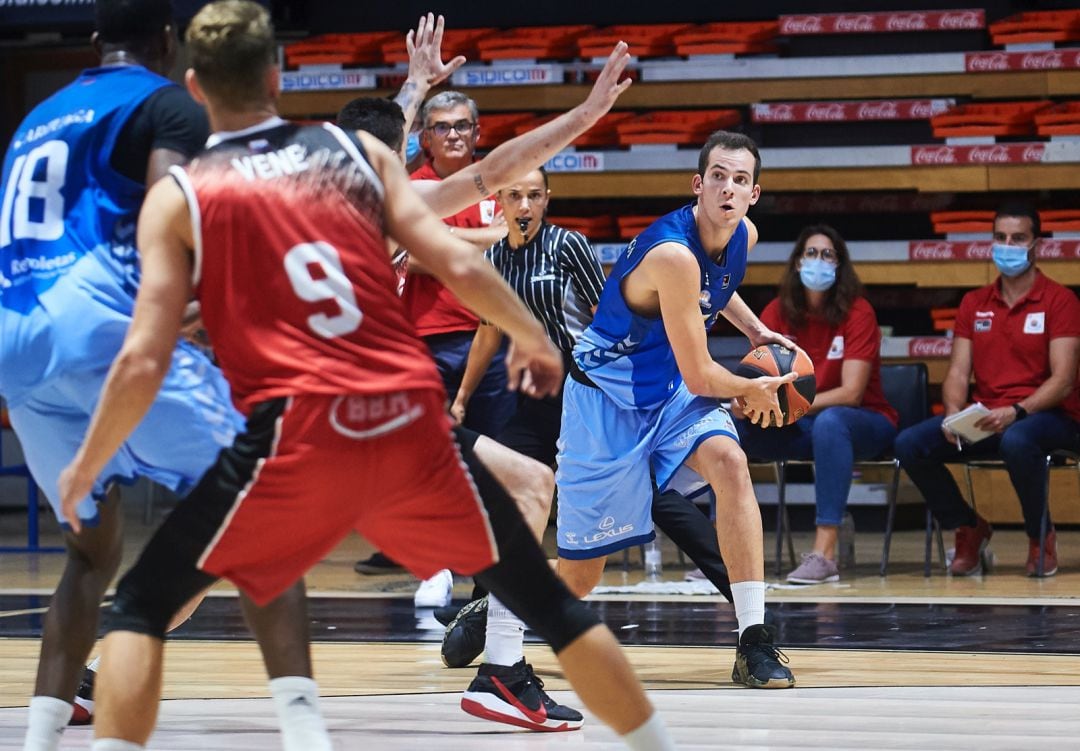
[3,507,1080,749]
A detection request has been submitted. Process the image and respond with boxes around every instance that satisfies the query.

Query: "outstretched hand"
[581,41,633,119]
[406,13,466,88]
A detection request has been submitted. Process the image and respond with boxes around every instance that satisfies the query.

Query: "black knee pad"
[105,523,218,640]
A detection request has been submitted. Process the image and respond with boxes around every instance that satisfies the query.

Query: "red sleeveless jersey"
[172,119,443,414]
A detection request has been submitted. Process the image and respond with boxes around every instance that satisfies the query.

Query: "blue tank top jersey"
[574,203,748,409]
[0,65,172,404]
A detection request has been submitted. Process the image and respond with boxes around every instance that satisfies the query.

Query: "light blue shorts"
[8,340,243,527]
[555,378,737,559]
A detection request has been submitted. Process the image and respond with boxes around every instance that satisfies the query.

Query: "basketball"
[734,344,816,426]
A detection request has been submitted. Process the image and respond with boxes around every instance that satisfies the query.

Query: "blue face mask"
[799,258,836,291]
[991,243,1032,278]
[405,132,422,162]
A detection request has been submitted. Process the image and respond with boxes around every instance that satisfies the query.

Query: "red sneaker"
[949,516,993,576]
[1026,528,1058,577]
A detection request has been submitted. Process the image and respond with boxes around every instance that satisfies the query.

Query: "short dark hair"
[96,0,173,45]
[995,200,1041,238]
[337,97,406,153]
[697,130,761,184]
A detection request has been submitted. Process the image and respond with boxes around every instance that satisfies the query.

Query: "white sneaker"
[414,569,453,607]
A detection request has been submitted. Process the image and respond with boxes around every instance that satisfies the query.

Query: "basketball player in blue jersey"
[556,130,798,688]
[3,2,247,748]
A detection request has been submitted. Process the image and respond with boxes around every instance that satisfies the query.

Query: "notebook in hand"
[942,402,994,445]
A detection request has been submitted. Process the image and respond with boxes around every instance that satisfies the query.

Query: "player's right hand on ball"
[742,372,796,428]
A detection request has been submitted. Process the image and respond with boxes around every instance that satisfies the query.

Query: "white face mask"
[799,258,836,291]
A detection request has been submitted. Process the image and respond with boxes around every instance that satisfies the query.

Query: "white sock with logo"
[269,676,331,751]
[23,696,72,751]
[484,593,525,667]
[731,580,766,638]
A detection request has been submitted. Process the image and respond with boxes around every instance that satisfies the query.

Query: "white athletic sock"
[484,593,525,667]
[269,676,331,751]
[87,655,101,672]
[91,740,144,751]
[23,696,72,751]
[731,581,766,638]
[622,711,677,750]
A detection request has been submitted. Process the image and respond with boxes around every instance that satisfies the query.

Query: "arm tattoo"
[473,173,487,196]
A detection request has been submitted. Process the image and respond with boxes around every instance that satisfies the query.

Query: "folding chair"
[953,449,1080,577]
[765,362,933,578]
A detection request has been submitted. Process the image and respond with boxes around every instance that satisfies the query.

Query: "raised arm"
[414,42,632,218]
[360,131,562,395]
[58,178,194,530]
[393,13,466,160]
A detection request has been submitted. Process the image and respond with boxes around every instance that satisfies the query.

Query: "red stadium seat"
[474,112,537,150]
[930,101,1052,138]
[1034,103,1080,137]
[284,32,397,68]
[1040,210,1080,233]
[989,10,1080,46]
[511,111,634,148]
[475,25,593,61]
[672,22,780,56]
[615,109,741,146]
[616,215,659,240]
[930,210,994,234]
[576,24,693,59]
[380,27,497,64]
[546,215,617,239]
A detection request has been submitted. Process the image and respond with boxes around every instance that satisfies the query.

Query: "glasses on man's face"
[803,246,838,263]
[427,120,476,138]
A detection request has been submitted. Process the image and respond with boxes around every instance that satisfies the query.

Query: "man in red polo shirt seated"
[896,201,1080,578]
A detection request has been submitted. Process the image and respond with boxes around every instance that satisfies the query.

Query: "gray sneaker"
[786,553,839,584]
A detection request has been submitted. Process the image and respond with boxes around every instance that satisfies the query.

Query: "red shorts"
[197,389,498,605]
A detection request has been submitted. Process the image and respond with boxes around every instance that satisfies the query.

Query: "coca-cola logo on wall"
[966,50,1080,72]
[781,10,984,35]
[909,338,953,357]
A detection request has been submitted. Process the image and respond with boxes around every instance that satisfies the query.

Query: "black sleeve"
[110,85,210,184]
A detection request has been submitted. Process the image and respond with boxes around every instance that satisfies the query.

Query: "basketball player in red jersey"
[57,3,674,750]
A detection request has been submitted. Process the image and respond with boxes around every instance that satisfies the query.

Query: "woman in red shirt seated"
[736,224,898,584]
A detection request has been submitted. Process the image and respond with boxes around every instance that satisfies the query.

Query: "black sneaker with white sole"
[732,623,795,689]
[461,659,584,732]
[70,665,95,725]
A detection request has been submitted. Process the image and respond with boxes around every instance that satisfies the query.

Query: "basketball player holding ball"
[556,131,798,688]
[734,224,898,585]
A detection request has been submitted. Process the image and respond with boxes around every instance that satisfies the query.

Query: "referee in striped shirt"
[451,167,603,464]
[449,167,736,607]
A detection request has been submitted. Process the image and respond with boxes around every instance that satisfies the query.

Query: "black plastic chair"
[952,448,1080,577]
[767,362,934,578]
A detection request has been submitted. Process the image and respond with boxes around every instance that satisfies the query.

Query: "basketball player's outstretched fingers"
[588,42,633,110]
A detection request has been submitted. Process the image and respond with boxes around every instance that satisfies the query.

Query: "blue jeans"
[423,331,515,439]
[737,406,897,527]
[894,410,1080,538]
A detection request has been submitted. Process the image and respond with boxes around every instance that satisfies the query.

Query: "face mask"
[991,243,1032,278]
[799,258,836,291]
[405,132,422,162]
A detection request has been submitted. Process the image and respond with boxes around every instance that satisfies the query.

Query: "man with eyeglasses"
[355,90,517,583]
